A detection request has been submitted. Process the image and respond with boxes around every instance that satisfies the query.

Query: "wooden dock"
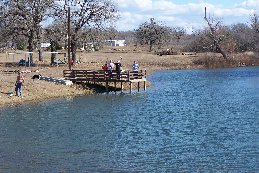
[63,69,147,92]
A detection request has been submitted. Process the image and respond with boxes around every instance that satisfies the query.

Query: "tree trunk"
[37,27,43,61]
[28,30,34,64]
[71,34,77,63]
[204,8,227,59]
[216,46,227,59]
[149,40,153,52]
[38,49,43,61]
[149,44,152,52]
[50,40,56,65]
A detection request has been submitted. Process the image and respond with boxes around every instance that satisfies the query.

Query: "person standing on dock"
[115,60,121,79]
[15,71,24,97]
[108,60,115,78]
[132,61,139,78]
[102,62,108,70]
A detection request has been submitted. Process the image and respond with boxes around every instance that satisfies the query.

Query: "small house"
[106,40,126,46]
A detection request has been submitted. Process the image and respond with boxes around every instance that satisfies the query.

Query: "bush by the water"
[193,53,259,68]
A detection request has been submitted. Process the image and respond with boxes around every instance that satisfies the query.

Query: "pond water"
[0,67,258,172]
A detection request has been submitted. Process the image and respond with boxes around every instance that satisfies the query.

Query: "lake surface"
[0,67,258,173]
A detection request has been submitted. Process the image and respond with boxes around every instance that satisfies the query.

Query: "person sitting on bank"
[15,71,24,97]
[132,61,139,78]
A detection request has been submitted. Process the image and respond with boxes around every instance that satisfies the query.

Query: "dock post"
[127,71,130,81]
[106,82,108,92]
[121,82,123,93]
[138,82,140,92]
[144,70,147,91]
[93,71,96,84]
[114,82,116,93]
[130,82,132,93]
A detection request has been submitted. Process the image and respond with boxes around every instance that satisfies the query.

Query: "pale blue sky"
[114,0,259,33]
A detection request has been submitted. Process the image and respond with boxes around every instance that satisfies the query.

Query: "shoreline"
[0,51,258,108]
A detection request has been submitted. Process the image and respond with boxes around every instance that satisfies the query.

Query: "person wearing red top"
[102,62,108,70]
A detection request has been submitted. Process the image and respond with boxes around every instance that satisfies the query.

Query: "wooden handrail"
[63,69,146,82]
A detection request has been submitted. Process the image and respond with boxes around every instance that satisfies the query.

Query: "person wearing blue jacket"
[132,61,139,78]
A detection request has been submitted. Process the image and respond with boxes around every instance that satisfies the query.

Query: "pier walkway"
[63,70,147,92]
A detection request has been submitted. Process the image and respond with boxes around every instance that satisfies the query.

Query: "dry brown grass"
[0,48,258,107]
[193,52,259,68]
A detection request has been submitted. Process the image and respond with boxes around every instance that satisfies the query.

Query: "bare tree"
[80,27,112,51]
[135,18,172,52]
[0,1,9,47]
[231,23,254,52]
[204,7,227,59]
[173,27,185,42]
[44,21,66,64]
[55,0,118,63]
[0,0,54,62]
[250,13,259,52]
[117,31,135,45]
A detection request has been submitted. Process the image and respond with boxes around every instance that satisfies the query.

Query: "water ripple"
[0,67,258,172]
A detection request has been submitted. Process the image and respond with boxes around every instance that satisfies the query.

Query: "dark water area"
[0,67,258,172]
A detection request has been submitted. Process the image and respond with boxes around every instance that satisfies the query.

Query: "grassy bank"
[0,49,258,107]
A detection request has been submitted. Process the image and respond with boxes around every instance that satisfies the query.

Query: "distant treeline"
[0,0,258,61]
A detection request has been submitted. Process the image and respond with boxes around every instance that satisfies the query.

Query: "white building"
[106,40,126,46]
[41,43,51,48]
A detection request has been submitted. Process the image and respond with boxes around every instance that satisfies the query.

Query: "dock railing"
[63,69,146,82]
[63,69,147,92]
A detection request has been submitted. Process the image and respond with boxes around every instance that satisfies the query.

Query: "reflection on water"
[0,67,258,172]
